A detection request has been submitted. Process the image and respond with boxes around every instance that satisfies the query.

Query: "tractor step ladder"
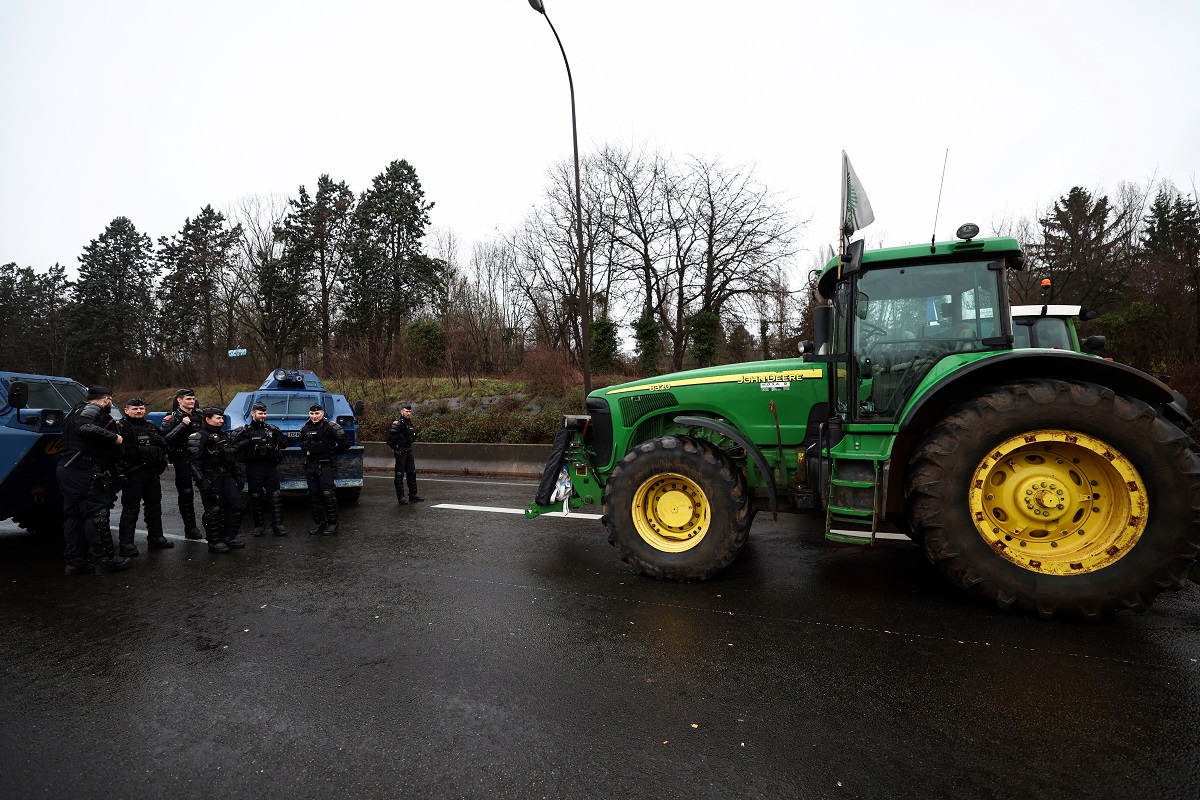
[825,454,881,544]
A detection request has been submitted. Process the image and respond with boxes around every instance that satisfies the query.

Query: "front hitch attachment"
[525,415,599,518]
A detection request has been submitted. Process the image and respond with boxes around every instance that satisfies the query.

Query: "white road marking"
[365,475,537,487]
[829,529,912,541]
[433,503,603,521]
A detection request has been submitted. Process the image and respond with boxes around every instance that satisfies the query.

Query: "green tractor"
[527,226,1200,619]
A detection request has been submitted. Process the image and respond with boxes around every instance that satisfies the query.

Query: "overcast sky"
[2,0,1197,283]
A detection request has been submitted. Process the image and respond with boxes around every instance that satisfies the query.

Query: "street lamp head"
[527,0,546,14]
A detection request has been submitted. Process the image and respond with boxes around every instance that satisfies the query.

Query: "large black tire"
[13,507,64,536]
[603,436,750,580]
[906,380,1200,620]
[692,437,755,534]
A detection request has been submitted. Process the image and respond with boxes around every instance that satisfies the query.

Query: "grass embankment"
[121,377,593,445]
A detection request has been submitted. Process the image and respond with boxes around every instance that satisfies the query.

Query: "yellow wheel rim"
[969,429,1148,575]
[631,472,711,552]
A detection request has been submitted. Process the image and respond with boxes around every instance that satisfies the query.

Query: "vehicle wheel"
[336,487,362,504]
[603,435,750,580]
[13,507,64,536]
[906,379,1200,619]
[691,437,755,534]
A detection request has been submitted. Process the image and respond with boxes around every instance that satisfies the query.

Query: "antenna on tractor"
[930,148,949,254]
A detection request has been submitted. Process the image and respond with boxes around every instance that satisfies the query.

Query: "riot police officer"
[232,401,289,536]
[386,403,423,505]
[57,385,130,575]
[115,396,173,556]
[299,403,349,535]
[161,388,204,540]
[187,407,246,553]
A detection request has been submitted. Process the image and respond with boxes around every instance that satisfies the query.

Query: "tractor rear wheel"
[603,435,750,580]
[906,379,1200,619]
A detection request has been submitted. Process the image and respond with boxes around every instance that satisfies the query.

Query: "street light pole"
[527,0,591,396]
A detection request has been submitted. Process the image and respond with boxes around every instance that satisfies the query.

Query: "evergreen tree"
[72,217,156,384]
[1030,187,1131,312]
[1142,187,1200,348]
[342,160,442,370]
[589,315,620,373]
[156,205,244,382]
[632,314,663,376]
[684,310,721,368]
[0,262,77,373]
[277,177,355,373]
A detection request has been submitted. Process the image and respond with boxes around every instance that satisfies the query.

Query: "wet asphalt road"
[2,471,1200,800]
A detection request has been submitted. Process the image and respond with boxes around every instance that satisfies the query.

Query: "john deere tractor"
[526,226,1200,619]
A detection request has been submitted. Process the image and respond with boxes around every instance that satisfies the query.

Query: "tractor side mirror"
[806,304,833,359]
[8,380,28,410]
[841,239,865,277]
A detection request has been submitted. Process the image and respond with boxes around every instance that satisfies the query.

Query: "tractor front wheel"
[603,436,750,580]
[907,380,1200,619]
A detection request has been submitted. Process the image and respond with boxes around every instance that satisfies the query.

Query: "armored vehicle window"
[23,380,83,411]
[253,393,321,416]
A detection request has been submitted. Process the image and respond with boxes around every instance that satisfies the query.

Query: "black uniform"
[115,415,172,554]
[386,413,422,504]
[57,401,123,570]
[299,417,349,534]
[232,419,289,536]
[187,421,245,552]
[161,401,204,539]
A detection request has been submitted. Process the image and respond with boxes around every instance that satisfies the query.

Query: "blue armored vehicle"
[1,371,88,533]
[221,369,364,501]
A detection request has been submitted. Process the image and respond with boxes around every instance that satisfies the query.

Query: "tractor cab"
[814,231,1021,423]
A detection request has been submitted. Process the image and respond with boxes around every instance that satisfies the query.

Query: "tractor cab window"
[1013,317,1072,350]
[832,282,852,414]
[853,260,1003,421]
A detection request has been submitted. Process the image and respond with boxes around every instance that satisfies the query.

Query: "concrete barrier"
[364,441,551,479]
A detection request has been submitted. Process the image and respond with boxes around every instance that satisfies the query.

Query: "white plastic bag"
[550,467,572,515]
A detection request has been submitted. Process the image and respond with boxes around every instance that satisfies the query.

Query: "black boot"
[181,493,203,540]
[92,555,132,574]
[225,504,245,548]
[249,492,266,536]
[323,490,339,535]
[94,508,116,559]
[145,513,174,549]
[270,490,286,536]
[118,502,139,556]
[308,503,326,535]
[205,506,229,552]
[64,558,96,576]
